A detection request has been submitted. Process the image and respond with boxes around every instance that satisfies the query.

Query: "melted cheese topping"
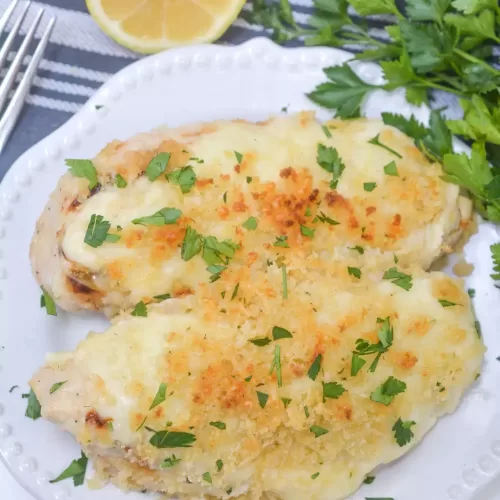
[32,265,483,500]
[58,114,470,314]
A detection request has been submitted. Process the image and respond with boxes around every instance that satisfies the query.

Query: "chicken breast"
[30,264,484,500]
[30,113,471,316]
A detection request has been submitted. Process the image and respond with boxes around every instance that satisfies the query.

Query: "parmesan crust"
[30,114,472,316]
[31,265,484,499]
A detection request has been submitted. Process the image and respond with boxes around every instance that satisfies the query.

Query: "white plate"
[0,37,499,500]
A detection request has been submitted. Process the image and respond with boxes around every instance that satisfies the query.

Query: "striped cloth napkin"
[0,0,455,179]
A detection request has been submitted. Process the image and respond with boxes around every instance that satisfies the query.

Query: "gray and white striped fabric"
[0,0,454,178]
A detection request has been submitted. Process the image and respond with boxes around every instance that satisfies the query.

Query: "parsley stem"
[453,48,500,76]
[415,79,464,97]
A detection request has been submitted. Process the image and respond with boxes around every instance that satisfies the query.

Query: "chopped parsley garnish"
[166,166,196,194]
[305,206,312,217]
[282,264,288,299]
[242,216,258,230]
[149,383,167,410]
[131,301,147,317]
[231,282,240,300]
[272,326,293,340]
[269,345,283,387]
[145,152,171,181]
[84,214,119,248]
[350,246,364,254]
[304,406,310,418]
[351,317,393,376]
[368,134,402,158]
[310,425,329,438]
[50,381,67,394]
[364,182,377,192]
[203,472,212,483]
[207,264,226,283]
[25,389,41,420]
[209,421,226,430]
[132,207,182,226]
[370,376,407,406]
[321,124,332,138]
[317,143,346,189]
[189,157,204,164]
[315,211,340,225]
[248,337,272,346]
[274,235,289,248]
[393,253,399,264]
[322,382,346,400]
[181,227,204,261]
[245,375,252,382]
[234,151,243,163]
[66,159,98,191]
[257,391,269,408]
[40,287,57,316]
[115,173,127,188]
[149,430,196,448]
[160,454,181,468]
[348,266,361,279]
[382,267,413,291]
[281,397,292,408]
[216,459,224,472]
[383,160,399,176]
[154,293,172,301]
[300,225,316,238]
[136,416,147,431]
[392,418,416,447]
[307,354,322,381]
[468,288,476,298]
[9,386,18,393]
[246,176,252,183]
[223,191,227,203]
[363,476,375,484]
[50,452,88,487]
[311,472,320,479]
[203,236,238,266]
[438,299,459,307]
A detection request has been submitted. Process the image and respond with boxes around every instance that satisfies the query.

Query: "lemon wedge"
[86,0,246,54]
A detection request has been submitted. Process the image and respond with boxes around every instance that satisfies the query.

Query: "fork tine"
[0,7,42,115]
[0,0,20,35]
[0,1,31,71]
[0,16,55,154]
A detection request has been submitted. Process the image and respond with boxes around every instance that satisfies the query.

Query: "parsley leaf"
[364,182,377,192]
[243,216,258,230]
[50,452,88,487]
[307,354,322,381]
[422,110,453,160]
[203,236,237,266]
[300,225,316,238]
[321,124,332,138]
[316,143,346,189]
[438,299,459,307]
[131,301,147,317]
[381,113,429,141]
[40,287,57,316]
[307,64,377,118]
[216,459,224,472]
[145,152,171,181]
[132,207,182,226]
[154,293,172,301]
[115,173,127,188]
[348,266,361,279]
[181,227,204,261]
[316,211,340,225]
[350,245,364,254]
[203,472,212,483]
[149,383,167,410]
[272,326,293,340]
[392,417,416,446]
[161,454,181,468]
[25,389,41,420]
[84,214,116,248]
[149,431,196,448]
[348,0,399,15]
[491,243,500,280]
[383,267,413,290]
[234,151,243,163]
[370,376,407,405]
[384,161,399,176]
[248,337,272,346]
[407,0,451,22]
[257,391,269,408]
[368,134,402,158]
[50,381,67,394]
[310,425,329,438]
[210,421,226,430]
[274,235,290,248]
[311,472,320,479]
[269,345,283,387]
[282,264,288,299]
[167,166,196,194]
[65,159,99,191]
[281,397,292,408]
[323,381,346,400]
[364,476,376,484]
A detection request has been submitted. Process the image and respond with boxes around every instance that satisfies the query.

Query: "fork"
[0,0,55,154]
